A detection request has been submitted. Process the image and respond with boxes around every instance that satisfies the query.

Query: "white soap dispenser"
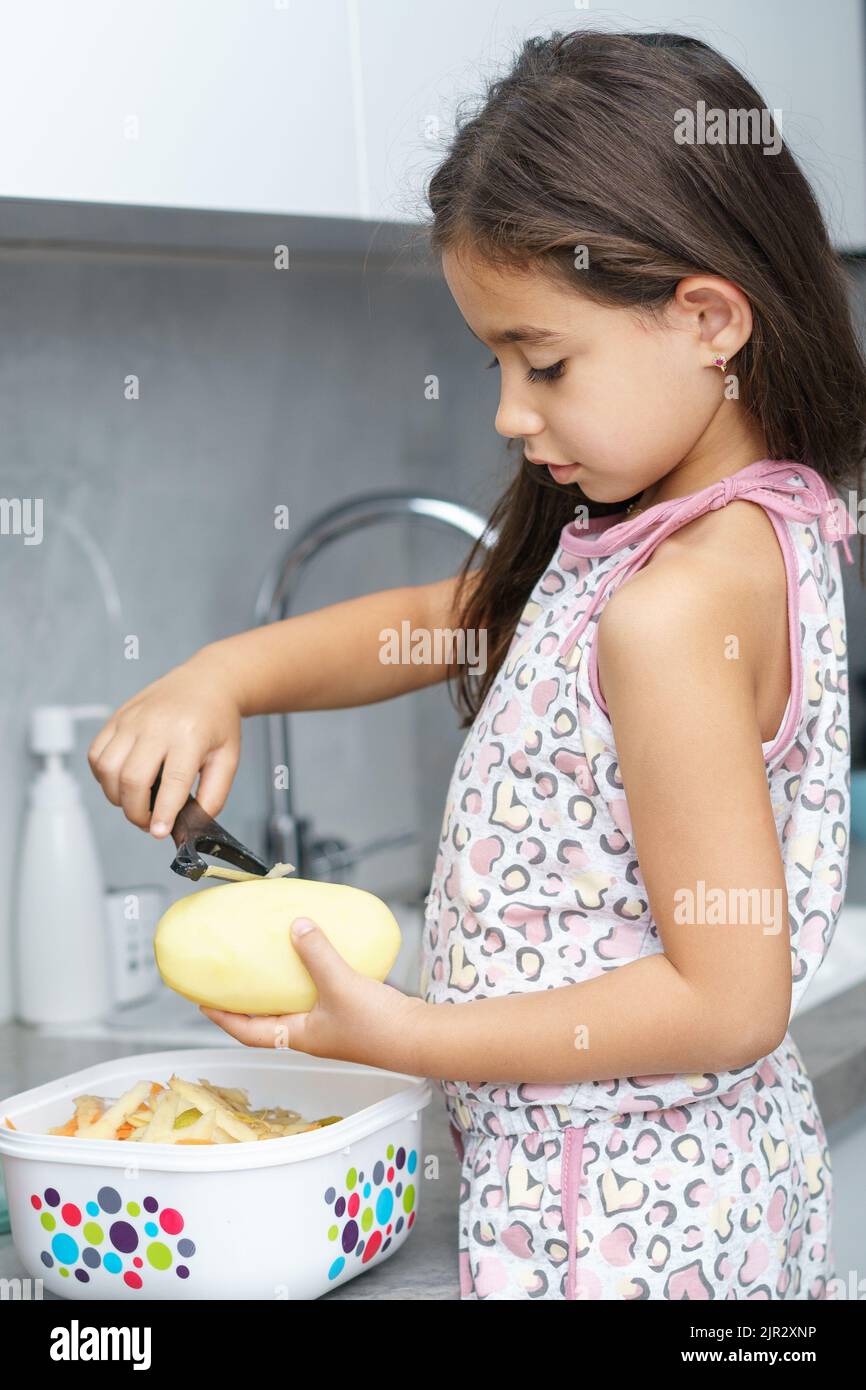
[15,704,113,1026]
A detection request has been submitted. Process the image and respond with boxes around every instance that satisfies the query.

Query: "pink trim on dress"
[561,1125,587,1300]
[557,459,857,765]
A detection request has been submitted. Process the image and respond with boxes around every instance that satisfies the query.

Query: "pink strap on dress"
[555,459,857,735]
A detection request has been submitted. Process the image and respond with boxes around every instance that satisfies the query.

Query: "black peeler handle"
[149,766,270,881]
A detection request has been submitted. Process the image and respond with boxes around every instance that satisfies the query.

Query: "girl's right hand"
[86,653,242,837]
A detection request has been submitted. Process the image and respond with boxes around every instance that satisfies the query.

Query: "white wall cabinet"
[0,0,362,217]
[0,0,862,251]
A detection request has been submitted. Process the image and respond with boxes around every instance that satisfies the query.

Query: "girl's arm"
[204,571,480,716]
[210,539,792,1083]
[89,571,480,833]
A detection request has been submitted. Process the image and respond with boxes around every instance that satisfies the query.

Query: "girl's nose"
[494,391,545,441]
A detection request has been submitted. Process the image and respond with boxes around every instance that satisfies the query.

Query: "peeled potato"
[154,877,401,1014]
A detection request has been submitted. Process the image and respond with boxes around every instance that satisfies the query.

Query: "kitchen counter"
[1,972,865,1299]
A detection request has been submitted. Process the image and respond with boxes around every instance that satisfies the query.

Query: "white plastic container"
[0,1048,432,1300]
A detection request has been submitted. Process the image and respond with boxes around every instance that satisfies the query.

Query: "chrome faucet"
[253,491,493,880]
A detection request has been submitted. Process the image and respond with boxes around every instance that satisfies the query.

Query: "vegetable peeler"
[149,767,270,881]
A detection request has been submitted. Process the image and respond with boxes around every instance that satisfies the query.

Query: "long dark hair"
[422,28,866,726]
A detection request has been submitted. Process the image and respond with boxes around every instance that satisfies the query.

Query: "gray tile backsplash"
[0,239,507,1019]
[1,239,865,1021]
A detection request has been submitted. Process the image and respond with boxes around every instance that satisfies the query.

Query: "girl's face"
[441,245,756,504]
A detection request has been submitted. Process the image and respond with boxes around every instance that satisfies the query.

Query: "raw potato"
[154,877,402,1014]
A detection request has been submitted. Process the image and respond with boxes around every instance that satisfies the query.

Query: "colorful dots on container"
[362,1231,382,1263]
[109,1221,138,1254]
[147,1242,172,1271]
[323,1138,419,1280]
[342,1220,359,1254]
[51,1233,79,1265]
[33,1185,195,1291]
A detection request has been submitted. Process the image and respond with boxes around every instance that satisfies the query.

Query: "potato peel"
[201,861,296,883]
[34,1072,341,1144]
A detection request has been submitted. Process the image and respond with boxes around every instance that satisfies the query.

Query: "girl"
[88,30,865,1300]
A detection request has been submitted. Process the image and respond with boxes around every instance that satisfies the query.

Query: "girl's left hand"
[199,917,428,1075]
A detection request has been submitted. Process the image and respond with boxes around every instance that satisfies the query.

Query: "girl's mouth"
[546,462,580,482]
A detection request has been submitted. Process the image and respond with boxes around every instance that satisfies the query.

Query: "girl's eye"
[526,359,566,384]
[485,355,565,384]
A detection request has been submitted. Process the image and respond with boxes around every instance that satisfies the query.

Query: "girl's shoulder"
[617,495,787,616]
[596,498,789,740]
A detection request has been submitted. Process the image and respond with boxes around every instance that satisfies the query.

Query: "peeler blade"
[149,768,270,880]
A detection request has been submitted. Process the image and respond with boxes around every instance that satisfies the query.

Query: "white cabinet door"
[354,0,558,224]
[2,0,861,246]
[0,0,361,217]
[356,0,866,251]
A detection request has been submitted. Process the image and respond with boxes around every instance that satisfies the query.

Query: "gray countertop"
[1,974,865,1299]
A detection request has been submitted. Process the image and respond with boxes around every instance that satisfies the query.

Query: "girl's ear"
[673,275,752,361]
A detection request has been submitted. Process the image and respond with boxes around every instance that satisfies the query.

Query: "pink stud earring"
[712,354,727,371]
